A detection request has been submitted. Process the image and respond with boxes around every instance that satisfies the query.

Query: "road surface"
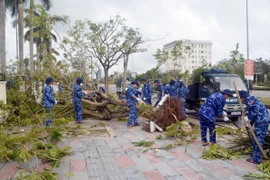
[250,90,270,98]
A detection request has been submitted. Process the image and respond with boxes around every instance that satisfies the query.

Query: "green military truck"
[186,69,248,121]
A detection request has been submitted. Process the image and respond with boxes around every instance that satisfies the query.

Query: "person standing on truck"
[126,81,140,128]
[198,89,233,146]
[238,90,270,164]
[43,77,56,127]
[73,78,90,124]
[141,78,152,105]
[154,80,164,107]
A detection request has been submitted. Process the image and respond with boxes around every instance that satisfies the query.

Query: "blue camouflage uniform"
[73,78,85,123]
[142,83,151,105]
[154,82,164,107]
[198,92,226,143]
[148,83,153,105]
[126,84,139,126]
[177,82,190,116]
[43,77,55,127]
[163,83,170,95]
[243,94,270,164]
[168,80,177,97]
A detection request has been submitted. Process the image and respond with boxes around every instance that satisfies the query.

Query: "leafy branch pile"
[201,144,252,160]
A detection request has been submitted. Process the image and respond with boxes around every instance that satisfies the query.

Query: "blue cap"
[131,80,139,86]
[141,78,146,82]
[76,78,83,85]
[169,80,176,86]
[238,90,249,98]
[154,80,160,83]
[221,89,233,97]
[45,77,53,84]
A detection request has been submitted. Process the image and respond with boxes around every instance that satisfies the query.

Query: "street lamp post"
[246,0,249,60]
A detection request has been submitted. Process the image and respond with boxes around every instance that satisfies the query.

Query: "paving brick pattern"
[0,119,262,180]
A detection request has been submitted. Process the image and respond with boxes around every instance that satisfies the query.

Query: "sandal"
[246,158,258,164]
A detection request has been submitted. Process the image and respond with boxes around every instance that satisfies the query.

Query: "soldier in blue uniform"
[198,89,233,146]
[239,90,270,164]
[147,80,153,105]
[163,83,170,95]
[177,81,190,116]
[73,78,89,124]
[168,80,177,97]
[43,77,56,127]
[141,78,151,105]
[126,81,140,127]
[154,80,164,107]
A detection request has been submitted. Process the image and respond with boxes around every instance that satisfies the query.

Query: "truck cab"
[186,70,247,120]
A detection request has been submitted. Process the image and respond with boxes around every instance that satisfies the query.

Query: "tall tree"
[5,0,52,74]
[62,16,143,91]
[0,0,5,73]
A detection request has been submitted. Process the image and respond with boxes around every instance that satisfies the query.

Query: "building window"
[209,51,211,54]
[191,55,194,58]
[192,61,194,63]
[201,50,204,53]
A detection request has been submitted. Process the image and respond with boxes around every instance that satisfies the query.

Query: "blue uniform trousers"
[252,124,268,163]
[128,104,138,126]
[74,101,83,122]
[180,98,186,116]
[45,108,53,127]
[154,96,162,107]
[143,99,152,105]
[200,116,216,143]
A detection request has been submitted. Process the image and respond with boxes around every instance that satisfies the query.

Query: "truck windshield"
[214,76,247,91]
[126,82,131,87]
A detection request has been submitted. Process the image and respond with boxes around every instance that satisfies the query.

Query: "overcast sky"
[5,0,270,74]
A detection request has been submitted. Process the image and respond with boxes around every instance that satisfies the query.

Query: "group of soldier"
[43,76,270,165]
[125,78,190,128]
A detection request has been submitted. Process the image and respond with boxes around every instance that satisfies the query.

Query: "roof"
[163,39,212,49]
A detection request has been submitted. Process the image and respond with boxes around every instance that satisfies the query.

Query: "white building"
[163,39,212,73]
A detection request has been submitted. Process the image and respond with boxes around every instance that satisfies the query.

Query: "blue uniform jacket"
[168,85,177,97]
[43,85,55,108]
[244,96,270,126]
[73,84,84,103]
[126,86,138,106]
[142,83,151,100]
[199,93,226,122]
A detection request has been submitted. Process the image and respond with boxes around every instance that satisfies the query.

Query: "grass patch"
[258,98,270,105]
[132,140,154,147]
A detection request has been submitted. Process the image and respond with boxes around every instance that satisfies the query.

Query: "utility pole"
[246,0,249,60]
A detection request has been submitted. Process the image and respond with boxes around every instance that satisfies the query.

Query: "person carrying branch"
[73,78,89,124]
[198,89,233,146]
[126,80,140,128]
[168,79,177,97]
[141,78,151,105]
[239,90,270,164]
[43,77,56,127]
[154,80,164,107]
[177,80,190,117]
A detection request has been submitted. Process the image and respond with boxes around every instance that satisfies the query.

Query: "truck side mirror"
[214,82,220,91]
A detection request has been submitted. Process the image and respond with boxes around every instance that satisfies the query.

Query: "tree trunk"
[0,0,6,73]
[36,43,40,71]
[18,0,24,74]
[122,55,129,91]
[29,1,34,73]
[104,68,109,92]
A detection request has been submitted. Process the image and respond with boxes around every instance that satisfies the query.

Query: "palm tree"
[24,5,66,71]
[0,0,5,73]
[5,0,52,74]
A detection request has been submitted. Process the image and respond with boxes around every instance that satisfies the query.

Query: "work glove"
[143,97,146,101]
[84,90,90,95]
[223,111,227,117]
[55,100,58,104]
[244,116,249,122]
[224,117,230,121]
[136,98,140,101]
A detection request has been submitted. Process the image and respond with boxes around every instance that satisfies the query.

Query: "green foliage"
[201,144,252,160]
[132,140,154,147]
[258,160,270,174]
[213,127,244,138]
[165,121,199,141]
[16,171,58,180]
[49,128,62,141]
[156,135,163,140]
[188,63,211,84]
[243,172,270,180]
[118,117,127,122]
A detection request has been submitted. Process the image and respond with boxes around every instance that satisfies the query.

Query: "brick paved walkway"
[0,119,261,180]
